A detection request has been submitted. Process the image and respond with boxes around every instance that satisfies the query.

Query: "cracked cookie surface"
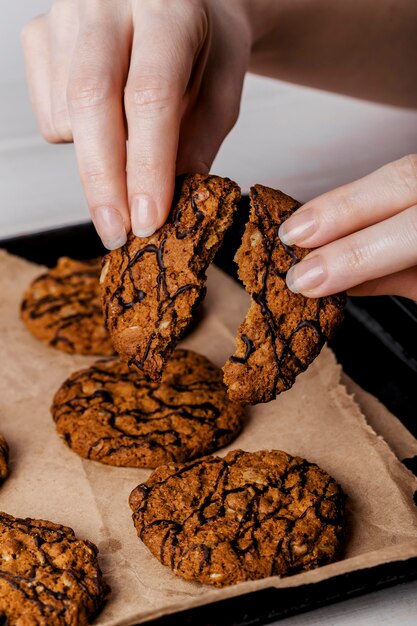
[223,185,346,404]
[0,512,110,625]
[0,435,9,485]
[51,349,244,468]
[21,257,113,356]
[101,173,240,381]
[129,449,345,587]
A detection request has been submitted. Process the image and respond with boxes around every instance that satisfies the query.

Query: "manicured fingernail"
[131,194,158,237]
[286,256,326,294]
[93,207,127,250]
[279,208,317,245]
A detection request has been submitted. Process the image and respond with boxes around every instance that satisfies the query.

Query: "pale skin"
[22,0,417,300]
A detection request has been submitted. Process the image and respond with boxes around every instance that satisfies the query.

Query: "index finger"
[125,3,206,237]
[279,155,417,248]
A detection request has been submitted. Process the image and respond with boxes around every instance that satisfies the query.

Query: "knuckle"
[130,153,164,177]
[207,88,240,134]
[125,80,178,116]
[325,190,357,222]
[67,77,112,112]
[392,154,417,195]
[53,123,73,142]
[48,0,71,21]
[39,121,60,144]
[80,168,108,190]
[342,242,370,274]
[51,105,72,141]
[21,15,45,44]
[225,101,240,131]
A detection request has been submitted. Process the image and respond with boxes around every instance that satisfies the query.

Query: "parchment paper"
[1,249,417,626]
[342,374,417,462]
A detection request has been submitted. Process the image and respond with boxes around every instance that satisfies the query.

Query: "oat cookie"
[224,185,346,404]
[51,349,244,468]
[0,436,9,485]
[129,449,345,587]
[101,173,240,381]
[0,512,109,625]
[21,257,113,356]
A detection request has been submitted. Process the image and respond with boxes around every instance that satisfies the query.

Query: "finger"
[67,9,131,249]
[348,266,417,300]
[176,48,246,174]
[279,155,417,248]
[125,4,206,236]
[21,15,57,142]
[48,0,78,142]
[285,204,417,297]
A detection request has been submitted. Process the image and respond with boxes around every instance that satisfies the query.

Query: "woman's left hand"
[279,155,417,301]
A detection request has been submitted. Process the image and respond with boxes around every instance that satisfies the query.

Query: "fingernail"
[286,256,327,294]
[93,207,127,250]
[131,194,158,237]
[279,208,317,245]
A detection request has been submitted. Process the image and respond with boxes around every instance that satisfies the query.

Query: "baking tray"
[1,196,417,626]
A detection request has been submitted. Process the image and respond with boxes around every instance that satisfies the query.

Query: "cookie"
[51,349,244,468]
[223,185,346,404]
[0,435,9,485]
[0,511,110,625]
[21,257,114,356]
[129,449,345,587]
[101,173,240,381]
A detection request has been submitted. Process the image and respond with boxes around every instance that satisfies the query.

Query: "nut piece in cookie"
[21,257,114,356]
[0,435,9,485]
[101,173,240,381]
[129,449,345,587]
[0,512,110,625]
[223,185,346,404]
[51,349,244,468]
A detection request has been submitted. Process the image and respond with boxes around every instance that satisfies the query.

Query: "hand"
[21,0,251,249]
[279,155,417,301]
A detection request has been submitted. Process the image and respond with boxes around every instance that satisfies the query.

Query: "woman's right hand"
[21,0,252,248]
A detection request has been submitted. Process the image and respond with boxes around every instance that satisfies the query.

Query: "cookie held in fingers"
[129,449,345,588]
[0,512,110,625]
[0,435,9,485]
[51,349,244,468]
[223,186,346,404]
[21,257,114,356]
[101,173,240,381]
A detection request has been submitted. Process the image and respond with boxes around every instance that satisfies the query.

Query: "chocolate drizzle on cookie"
[224,185,346,404]
[129,449,345,587]
[229,335,255,364]
[0,512,109,623]
[0,435,9,485]
[101,174,241,381]
[51,349,244,468]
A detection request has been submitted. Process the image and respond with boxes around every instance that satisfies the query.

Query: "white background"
[1,2,417,625]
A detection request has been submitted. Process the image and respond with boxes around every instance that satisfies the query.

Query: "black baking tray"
[2,195,417,626]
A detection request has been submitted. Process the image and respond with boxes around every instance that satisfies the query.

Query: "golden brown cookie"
[223,186,346,404]
[0,512,110,625]
[51,349,244,468]
[129,449,345,587]
[21,257,114,356]
[0,435,9,485]
[101,173,240,381]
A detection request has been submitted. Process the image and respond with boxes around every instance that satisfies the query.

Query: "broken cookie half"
[101,173,240,381]
[223,185,346,405]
